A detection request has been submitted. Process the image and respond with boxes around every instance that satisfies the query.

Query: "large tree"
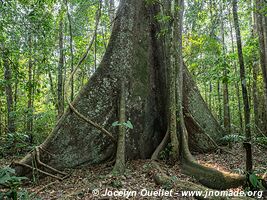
[14,0,246,190]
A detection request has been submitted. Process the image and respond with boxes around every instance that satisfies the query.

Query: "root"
[12,146,70,181]
[67,103,116,143]
[151,128,169,160]
[181,115,246,190]
[186,113,234,155]
[35,147,67,176]
[148,161,253,200]
[13,162,64,180]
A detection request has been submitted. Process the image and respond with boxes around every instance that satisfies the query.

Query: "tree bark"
[255,0,267,129]
[220,2,231,135]
[27,35,34,142]
[14,0,224,177]
[2,47,16,133]
[232,0,252,172]
[113,80,126,174]
[228,7,243,132]
[57,14,64,118]
[65,0,74,101]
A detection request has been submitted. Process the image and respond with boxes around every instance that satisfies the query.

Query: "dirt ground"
[0,143,266,199]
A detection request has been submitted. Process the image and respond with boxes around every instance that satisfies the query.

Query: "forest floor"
[0,143,266,200]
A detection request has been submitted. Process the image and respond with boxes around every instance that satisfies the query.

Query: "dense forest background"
[1,0,266,152]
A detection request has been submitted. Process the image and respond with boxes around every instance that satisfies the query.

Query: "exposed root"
[148,161,253,200]
[180,115,246,190]
[67,103,116,143]
[181,159,246,190]
[12,147,70,181]
[186,113,234,155]
[35,147,67,176]
[151,128,169,160]
[12,162,64,180]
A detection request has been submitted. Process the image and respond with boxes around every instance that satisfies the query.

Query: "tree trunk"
[220,2,231,135]
[2,47,16,133]
[15,0,224,177]
[232,0,252,172]
[113,80,126,174]
[217,81,222,124]
[255,0,267,129]
[27,35,34,142]
[57,15,64,118]
[228,7,243,132]
[65,0,74,101]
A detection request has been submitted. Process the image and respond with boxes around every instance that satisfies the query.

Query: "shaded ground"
[0,143,266,199]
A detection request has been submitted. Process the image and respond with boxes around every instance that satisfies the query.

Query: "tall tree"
[228,5,243,132]
[27,34,34,141]
[14,0,246,190]
[57,12,65,118]
[2,47,16,133]
[65,0,74,101]
[255,0,267,124]
[220,2,231,135]
[232,0,252,172]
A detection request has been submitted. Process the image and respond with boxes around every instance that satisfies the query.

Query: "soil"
[0,143,266,199]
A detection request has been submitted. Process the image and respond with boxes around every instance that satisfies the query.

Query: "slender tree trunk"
[27,35,34,142]
[251,4,259,131]
[65,0,74,101]
[220,3,231,134]
[57,16,64,118]
[0,99,2,135]
[217,81,222,124]
[252,62,259,129]
[232,0,252,172]
[228,7,243,132]
[255,0,267,123]
[113,79,126,174]
[2,47,16,133]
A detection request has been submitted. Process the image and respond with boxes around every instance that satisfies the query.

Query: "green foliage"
[247,172,266,191]
[0,0,110,150]
[0,167,28,200]
[220,134,267,147]
[0,133,33,157]
[162,176,177,190]
[112,120,133,129]
[220,134,246,143]
[255,137,267,146]
[155,13,172,23]
[159,143,172,160]
[110,179,122,188]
